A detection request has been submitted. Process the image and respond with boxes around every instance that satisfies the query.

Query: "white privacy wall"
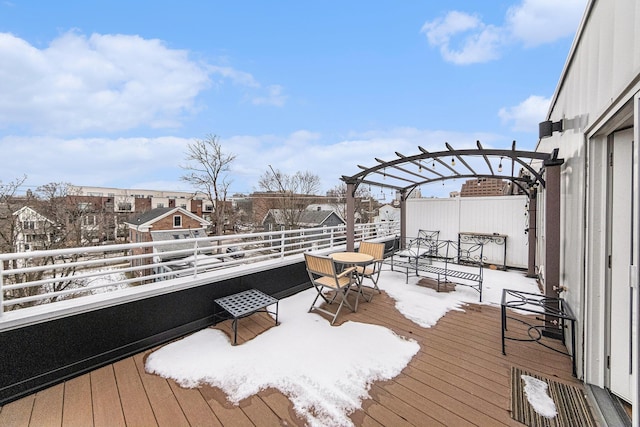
[405,196,529,268]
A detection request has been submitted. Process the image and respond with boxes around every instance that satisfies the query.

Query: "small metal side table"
[501,289,576,376]
[214,289,279,345]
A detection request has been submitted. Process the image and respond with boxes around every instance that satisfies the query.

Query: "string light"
[498,157,503,173]
[451,157,456,167]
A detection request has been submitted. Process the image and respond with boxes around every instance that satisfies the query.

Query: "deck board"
[113,357,158,427]
[168,382,222,427]
[62,375,93,427]
[0,282,587,427]
[199,386,255,427]
[91,365,126,427]
[28,384,63,427]
[132,353,190,427]
[256,388,305,426]
[0,393,33,427]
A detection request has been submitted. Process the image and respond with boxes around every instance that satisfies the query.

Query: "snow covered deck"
[0,267,582,426]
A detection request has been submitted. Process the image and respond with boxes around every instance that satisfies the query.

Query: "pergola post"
[526,188,537,278]
[346,181,355,252]
[544,161,562,297]
[400,190,407,249]
[543,158,563,338]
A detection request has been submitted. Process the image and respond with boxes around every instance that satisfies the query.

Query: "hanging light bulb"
[418,162,423,173]
[432,160,435,168]
[498,156,503,173]
[451,157,456,167]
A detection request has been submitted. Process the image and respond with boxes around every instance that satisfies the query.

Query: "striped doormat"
[511,367,597,427]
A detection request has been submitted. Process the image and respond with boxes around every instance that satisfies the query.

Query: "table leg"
[501,305,506,355]
[232,318,238,345]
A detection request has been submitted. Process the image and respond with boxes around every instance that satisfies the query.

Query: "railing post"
[193,240,199,278]
[280,231,286,258]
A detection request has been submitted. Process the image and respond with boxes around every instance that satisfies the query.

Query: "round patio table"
[329,252,374,310]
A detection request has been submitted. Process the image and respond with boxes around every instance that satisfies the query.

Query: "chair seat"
[356,265,375,276]
[315,275,352,288]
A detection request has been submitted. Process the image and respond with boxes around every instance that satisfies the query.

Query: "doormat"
[511,367,596,427]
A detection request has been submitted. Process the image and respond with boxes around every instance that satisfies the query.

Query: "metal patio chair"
[355,241,385,299]
[304,252,357,325]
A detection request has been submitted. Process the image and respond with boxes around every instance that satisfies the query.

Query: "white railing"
[0,221,399,315]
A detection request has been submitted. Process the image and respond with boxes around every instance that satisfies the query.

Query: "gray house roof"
[263,209,344,227]
[298,210,344,227]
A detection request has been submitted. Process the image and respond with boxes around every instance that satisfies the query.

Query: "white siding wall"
[406,196,529,268]
[535,0,640,393]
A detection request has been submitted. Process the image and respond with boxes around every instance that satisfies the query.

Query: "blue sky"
[0,0,586,198]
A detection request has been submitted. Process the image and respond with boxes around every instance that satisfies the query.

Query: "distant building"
[376,204,400,222]
[459,178,508,197]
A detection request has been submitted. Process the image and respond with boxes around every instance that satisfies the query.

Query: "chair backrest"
[359,241,385,260]
[304,253,336,277]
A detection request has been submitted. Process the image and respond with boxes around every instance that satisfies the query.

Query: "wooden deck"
[0,287,584,427]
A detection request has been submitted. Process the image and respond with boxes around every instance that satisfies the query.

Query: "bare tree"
[258,167,321,228]
[0,175,29,254]
[1,180,100,309]
[181,135,236,235]
[326,183,377,223]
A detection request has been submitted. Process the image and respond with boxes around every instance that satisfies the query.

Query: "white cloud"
[498,95,550,132]
[1,127,508,198]
[209,65,260,88]
[421,0,586,64]
[421,11,503,65]
[252,84,287,107]
[0,31,211,135]
[0,135,189,189]
[0,31,287,136]
[506,0,585,47]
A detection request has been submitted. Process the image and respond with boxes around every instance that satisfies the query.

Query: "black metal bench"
[387,238,484,301]
[214,289,279,344]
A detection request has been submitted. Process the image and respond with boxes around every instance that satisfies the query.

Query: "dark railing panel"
[0,260,310,405]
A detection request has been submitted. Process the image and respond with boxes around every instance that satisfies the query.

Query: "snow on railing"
[0,221,399,315]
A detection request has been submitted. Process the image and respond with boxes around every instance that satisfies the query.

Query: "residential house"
[125,207,212,280]
[377,204,400,223]
[11,206,57,252]
[262,208,345,232]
